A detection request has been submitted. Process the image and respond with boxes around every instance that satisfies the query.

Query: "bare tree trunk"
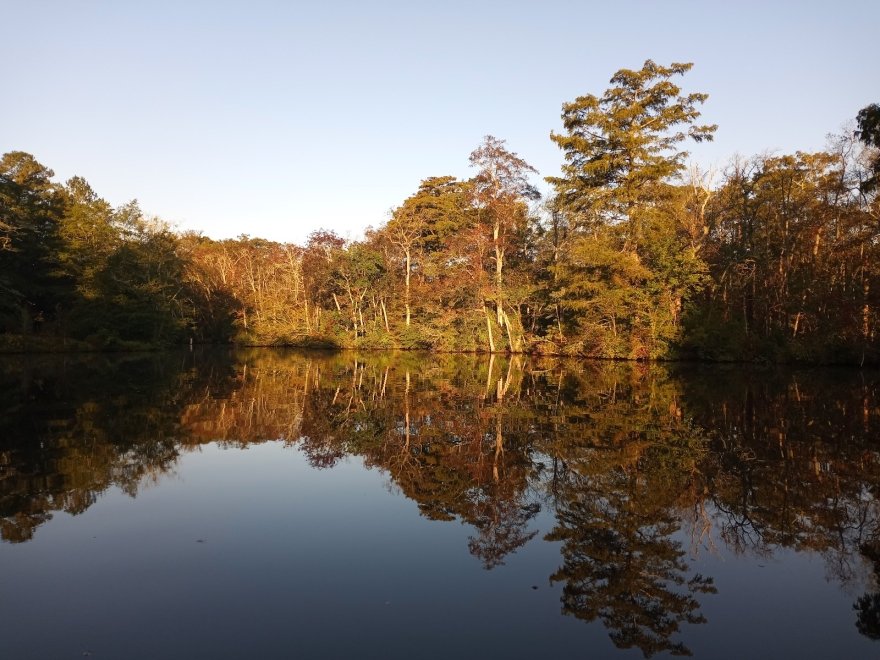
[404,369,411,450]
[346,288,357,336]
[381,299,390,332]
[502,358,515,398]
[501,306,518,352]
[485,309,496,352]
[495,236,504,325]
[493,402,503,483]
[484,353,496,399]
[405,248,412,327]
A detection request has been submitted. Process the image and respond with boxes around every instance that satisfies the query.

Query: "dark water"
[1,350,878,659]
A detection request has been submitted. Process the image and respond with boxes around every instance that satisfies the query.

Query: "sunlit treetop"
[548,60,716,225]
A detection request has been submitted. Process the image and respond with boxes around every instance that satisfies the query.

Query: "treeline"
[2,61,878,362]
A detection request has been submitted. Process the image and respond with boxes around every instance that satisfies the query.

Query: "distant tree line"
[1,61,877,362]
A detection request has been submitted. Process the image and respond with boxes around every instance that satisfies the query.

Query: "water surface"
[1,350,878,658]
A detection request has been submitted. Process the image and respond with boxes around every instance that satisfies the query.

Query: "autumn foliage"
[1,62,877,363]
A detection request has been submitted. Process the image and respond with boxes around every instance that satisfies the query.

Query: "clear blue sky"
[2,0,877,244]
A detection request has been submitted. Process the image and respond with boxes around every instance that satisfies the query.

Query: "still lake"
[1,349,878,659]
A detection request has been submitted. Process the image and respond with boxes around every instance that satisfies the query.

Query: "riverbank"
[2,332,875,367]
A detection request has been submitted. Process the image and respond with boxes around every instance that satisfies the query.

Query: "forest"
[2,61,878,363]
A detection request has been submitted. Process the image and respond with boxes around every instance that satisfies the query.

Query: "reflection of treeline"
[3,67,878,363]
[680,367,880,573]
[0,352,205,542]
[1,351,878,655]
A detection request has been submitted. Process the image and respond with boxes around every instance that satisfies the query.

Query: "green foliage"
[546,61,717,359]
[394,324,434,350]
[548,60,715,242]
[856,103,880,193]
[290,335,342,350]
[0,152,71,333]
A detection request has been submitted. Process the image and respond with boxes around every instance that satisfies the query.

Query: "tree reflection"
[537,366,716,657]
[855,542,880,640]
[855,593,880,640]
[346,357,542,569]
[680,367,880,580]
[547,470,715,656]
[1,350,878,654]
[0,352,205,541]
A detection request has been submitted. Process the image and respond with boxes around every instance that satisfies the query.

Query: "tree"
[384,176,474,331]
[0,151,69,334]
[334,242,385,341]
[546,61,716,357]
[302,229,345,335]
[385,203,425,329]
[469,136,540,349]
[687,148,878,363]
[58,176,118,294]
[548,60,716,250]
[177,233,241,342]
[856,103,880,194]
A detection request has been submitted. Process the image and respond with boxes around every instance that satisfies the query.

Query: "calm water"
[1,349,878,659]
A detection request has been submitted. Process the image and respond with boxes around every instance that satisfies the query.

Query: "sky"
[2,0,877,244]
